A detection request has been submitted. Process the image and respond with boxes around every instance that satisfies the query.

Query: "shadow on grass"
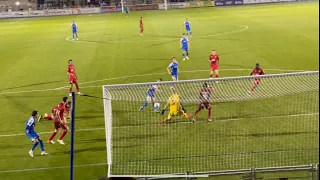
[0,80,62,91]
[113,133,165,141]
[147,39,178,47]
[63,146,106,154]
[76,115,104,120]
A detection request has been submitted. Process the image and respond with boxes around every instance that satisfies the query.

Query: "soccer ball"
[154,103,160,109]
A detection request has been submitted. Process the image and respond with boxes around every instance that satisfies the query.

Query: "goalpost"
[102,71,319,178]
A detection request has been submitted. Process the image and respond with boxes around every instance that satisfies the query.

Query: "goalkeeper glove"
[161,109,165,115]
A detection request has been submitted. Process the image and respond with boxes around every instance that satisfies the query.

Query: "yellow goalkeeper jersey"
[168,94,180,112]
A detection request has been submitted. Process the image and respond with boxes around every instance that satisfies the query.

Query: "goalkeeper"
[160,88,191,124]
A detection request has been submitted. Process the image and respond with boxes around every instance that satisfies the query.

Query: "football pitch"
[0,2,319,180]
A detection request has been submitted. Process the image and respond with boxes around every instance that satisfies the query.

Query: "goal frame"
[102,71,319,178]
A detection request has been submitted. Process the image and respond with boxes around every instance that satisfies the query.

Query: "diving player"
[139,78,162,112]
[160,88,191,124]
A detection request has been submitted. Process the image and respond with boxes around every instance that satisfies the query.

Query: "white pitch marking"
[195,25,248,38]
[9,18,25,24]
[0,113,317,138]
[0,68,309,95]
[65,25,249,43]
[0,162,107,173]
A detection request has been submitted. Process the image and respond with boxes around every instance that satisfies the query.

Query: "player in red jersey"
[248,63,265,96]
[47,97,69,145]
[65,101,72,120]
[140,17,144,36]
[209,50,220,82]
[38,97,70,121]
[68,59,81,97]
[39,101,71,121]
[192,83,213,122]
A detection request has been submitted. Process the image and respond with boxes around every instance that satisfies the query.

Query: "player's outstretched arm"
[161,102,169,115]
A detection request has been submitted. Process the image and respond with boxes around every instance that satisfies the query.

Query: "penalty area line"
[0,113,317,138]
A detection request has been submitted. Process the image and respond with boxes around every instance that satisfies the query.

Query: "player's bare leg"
[185,50,189,60]
[140,28,144,36]
[69,83,73,96]
[74,82,81,95]
[248,82,258,96]
[214,70,219,83]
[161,113,172,124]
[172,76,178,81]
[57,124,69,145]
[182,50,189,61]
[207,107,212,122]
[193,108,202,123]
[57,130,67,145]
[47,129,58,144]
[209,70,214,79]
[41,113,53,121]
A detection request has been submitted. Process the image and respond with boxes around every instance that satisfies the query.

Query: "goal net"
[102,71,319,178]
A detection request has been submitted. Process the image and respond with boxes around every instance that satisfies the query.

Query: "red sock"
[44,115,52,120]
[48,131,57,141]
[250,86,254,92]
[69,87,72,93]
[210,74,213,78]
[58,130,67,140]
[215,74,219,78]
[75,83,80,92]
[140,29,144,34]
[194,110,200,117]
[208,109,212,119]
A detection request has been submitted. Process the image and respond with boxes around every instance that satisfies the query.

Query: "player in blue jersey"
[183,18,192,38]
[167,57,179,81]
[180,34,189,61]
[71,20,78,41]
[139,78,162,112]
[26,111,48,157]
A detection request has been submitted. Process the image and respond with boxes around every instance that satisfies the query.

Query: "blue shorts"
[186,27,191,31]
[182,48,188,52]
[72,30,77,34]
[171,73,178,79]
[26,131,39,142]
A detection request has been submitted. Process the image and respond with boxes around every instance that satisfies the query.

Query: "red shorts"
[198,102,211,110]
[54,120,68,130]
[69,75,78,84]
[254,79,261,85]
[210,65,219,71]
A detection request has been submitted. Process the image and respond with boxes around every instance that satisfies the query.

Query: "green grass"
[0,2,319,180]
